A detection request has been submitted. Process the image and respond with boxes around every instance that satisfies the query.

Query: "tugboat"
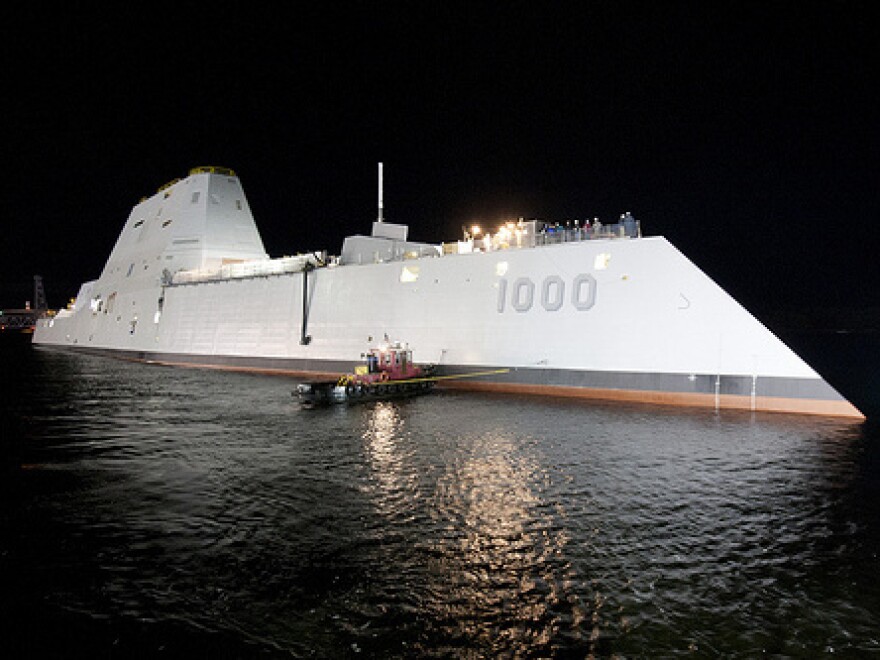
[296,341,437,406]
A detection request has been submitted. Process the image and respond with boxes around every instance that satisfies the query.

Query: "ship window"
[191,192,201,204]
[126,263,134,277]
[133,219,145,228]
[162,219,172,228]
[400,265,420,283]
[235,200,242,211]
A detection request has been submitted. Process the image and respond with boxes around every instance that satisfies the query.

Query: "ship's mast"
[377,162,384,223]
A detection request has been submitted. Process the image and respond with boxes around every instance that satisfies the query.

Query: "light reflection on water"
[425,430,568,654]
[3,344,880,657]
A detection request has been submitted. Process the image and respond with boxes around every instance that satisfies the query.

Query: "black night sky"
[2,2,877,318]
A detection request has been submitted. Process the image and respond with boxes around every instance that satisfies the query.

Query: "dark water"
[2,336,880,658]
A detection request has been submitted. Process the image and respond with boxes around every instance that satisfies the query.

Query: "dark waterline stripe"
[32,345,864,419]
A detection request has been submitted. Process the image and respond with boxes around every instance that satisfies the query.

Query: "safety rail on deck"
[442,215,641,257]
[534,219,641,245]
[189,165,237,177]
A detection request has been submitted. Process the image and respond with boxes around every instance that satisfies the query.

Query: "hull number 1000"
[497,274,597,313]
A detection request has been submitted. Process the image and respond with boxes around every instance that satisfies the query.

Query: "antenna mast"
[377,162,384,223]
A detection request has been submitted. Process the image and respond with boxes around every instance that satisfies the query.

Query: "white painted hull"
[33,168,863,418]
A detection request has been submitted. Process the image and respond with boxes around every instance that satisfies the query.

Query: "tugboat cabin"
[359,342,417,381]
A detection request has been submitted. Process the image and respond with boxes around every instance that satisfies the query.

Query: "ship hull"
[33,169,864,419]
[32,343,859,418]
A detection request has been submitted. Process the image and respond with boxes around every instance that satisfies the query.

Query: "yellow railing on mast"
[189,166,237,177]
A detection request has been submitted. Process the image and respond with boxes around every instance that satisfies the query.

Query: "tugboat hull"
[295,378,436,407]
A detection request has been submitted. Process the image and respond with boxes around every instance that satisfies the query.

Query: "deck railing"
[443,215,641,256]
[535,219,641,246]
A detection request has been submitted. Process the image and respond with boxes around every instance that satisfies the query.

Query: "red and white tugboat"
[296,341,437,406]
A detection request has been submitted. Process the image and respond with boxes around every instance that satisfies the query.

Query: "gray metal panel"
[37,345,846,403]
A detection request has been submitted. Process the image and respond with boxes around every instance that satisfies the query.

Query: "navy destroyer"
[33,166,863,418]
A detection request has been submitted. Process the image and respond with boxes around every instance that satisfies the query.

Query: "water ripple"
[3,347,879,657]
